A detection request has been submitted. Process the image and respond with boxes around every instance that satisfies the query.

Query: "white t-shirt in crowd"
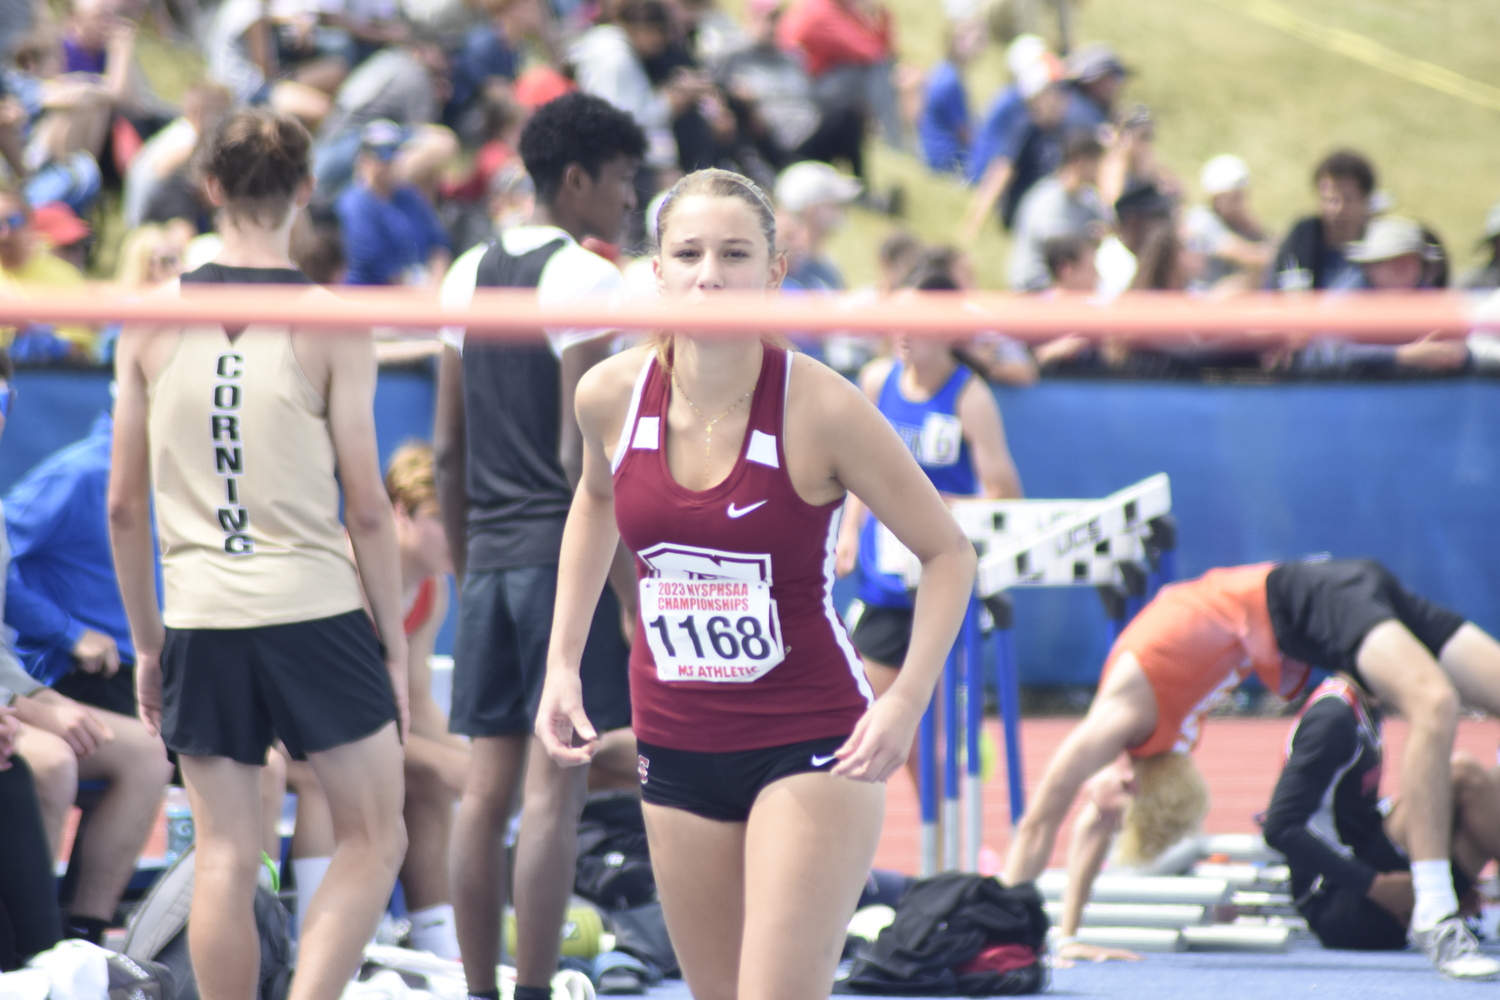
[439,225,623,357]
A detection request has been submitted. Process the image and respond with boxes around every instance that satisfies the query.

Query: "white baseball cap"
[1345,216,1439,264]
[774,161,862,213]
[1017,52,1063,100]
[1200,154,1250,196]
[1006,34,1048,77]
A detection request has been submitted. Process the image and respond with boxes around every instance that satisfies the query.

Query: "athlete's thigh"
[305,723,406,839]
[1355,620,1455,717]
[740,772,884,1000]
[1437,623,1500,717]
[180,755,265,857]
[641,802,746,1000]
[74,707,169,782]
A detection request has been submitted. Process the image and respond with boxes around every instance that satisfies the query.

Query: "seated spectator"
[30,200,90,272]
[718,0,866,181]
[203,0,337,130]
[1042,232,1099,293]
[571,0,709,179]
[97,222,188,362]
[1296,216,1467,376]
[291,220,347,283]
[960,51,1066,240]
[446,0,540,138]
[875,228,923,290]
[1460,201,1500,291]
[776,159,858,291]
[138,129,214,234]
[1183,153,1271,291]
[0,188,95,365]
[312,39,451,199]
[1268,148,1376,292]
[1007,129,1106,291]
[916,19,985,176]
[965,32,1044,186]
[1095,102,1178,212]
[0,702,62,969]
[776,0,902,149]
[335,119,452,285]
[122,82,231,230]
[1061,42,1128,134]
[6,27,107,215]
[6,409,174,945]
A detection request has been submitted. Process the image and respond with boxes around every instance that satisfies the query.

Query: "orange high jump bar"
[0,286,1489,344]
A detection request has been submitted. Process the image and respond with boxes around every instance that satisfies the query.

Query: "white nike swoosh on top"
[810,753,837,767]
[727,500,767,518]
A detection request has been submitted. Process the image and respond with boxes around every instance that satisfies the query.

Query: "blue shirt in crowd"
[966,85,1027,185]
[4,413,158,685]
[336,182,451,286]
[448,24,519,121]
[918,60,970,175]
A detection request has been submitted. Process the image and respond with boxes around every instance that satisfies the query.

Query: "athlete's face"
[654,194,786,299]
[579,155,640,245]
[396,501,452,577]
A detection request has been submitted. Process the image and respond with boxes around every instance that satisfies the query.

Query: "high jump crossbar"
[0,288,1494,343]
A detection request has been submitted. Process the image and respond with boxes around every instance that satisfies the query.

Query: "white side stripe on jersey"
[822,501,874,706]
[612,355,656,474]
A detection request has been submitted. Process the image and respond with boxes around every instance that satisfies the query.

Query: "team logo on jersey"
[637,541,774,584]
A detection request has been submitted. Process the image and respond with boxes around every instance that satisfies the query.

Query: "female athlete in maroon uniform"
[536,169,976,1000]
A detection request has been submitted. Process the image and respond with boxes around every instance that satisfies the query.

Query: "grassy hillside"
[826,0,1500,288]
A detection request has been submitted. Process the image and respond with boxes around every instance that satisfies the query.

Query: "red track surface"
[873,715,1500,874]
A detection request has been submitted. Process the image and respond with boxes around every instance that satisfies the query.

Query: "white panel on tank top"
[633,416,660,450]
[746,430,779,468]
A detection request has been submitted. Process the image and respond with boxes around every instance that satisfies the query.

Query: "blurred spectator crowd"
[0,0,1493,378]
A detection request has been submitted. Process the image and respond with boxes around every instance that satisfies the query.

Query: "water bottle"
[164,786,194,863]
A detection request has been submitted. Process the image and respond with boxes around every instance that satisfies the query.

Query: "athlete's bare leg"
[451,734,528,992]
[586,729,639,793]
[12,726,76,852]
[67,708,174,921]
[740,774,884,1000]
[1355,622,1460,868]
[285,757,336,858]
[643,773,883,1000]
[262,752,288,858]
[513,736,591,988]
[1448,754,1500,879]
[1437,624,1500,716]
[1003,652,1157,886]
[640,806,745,1000]
[291,723,408,1000]
[400,744,460,912]
[179,755,265,1000]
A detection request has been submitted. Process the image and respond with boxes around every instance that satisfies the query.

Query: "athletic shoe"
[1410,916,1500,980]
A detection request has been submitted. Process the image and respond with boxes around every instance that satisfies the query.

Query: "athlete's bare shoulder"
[787,349,874,427]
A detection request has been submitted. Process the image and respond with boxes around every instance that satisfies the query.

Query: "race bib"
[640,577,786,683]
[918,413,963,466]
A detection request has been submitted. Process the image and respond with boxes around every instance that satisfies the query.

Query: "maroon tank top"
[612,345,873,752]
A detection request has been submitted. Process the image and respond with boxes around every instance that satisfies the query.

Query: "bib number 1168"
[639,578,785,683]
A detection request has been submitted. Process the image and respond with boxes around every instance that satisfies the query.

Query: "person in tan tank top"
[108,109,410,1000]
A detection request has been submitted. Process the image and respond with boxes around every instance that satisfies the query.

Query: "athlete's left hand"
[832,694,920,782]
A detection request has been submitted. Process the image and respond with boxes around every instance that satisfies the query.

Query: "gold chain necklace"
[670,366,753,458]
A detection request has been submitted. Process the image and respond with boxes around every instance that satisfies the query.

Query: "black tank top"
[460,237,573,571]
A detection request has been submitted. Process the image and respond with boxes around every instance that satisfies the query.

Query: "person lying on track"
[1002,558,1500,980]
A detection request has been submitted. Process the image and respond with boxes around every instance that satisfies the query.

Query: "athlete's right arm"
[536,352,641,766]
[107,326,167,737]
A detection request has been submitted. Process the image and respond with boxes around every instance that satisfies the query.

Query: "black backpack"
[122,847,292,1000]
[574,792,656,911]
[840,874,1049,996]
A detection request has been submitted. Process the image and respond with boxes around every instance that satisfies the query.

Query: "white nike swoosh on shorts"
[810,753,837,767]
[727,500,767,518]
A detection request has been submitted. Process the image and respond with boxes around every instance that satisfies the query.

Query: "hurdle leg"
[942,643,961,871]
[996,624,1026,826]
[962,599,984,873]
[919,689,939,877]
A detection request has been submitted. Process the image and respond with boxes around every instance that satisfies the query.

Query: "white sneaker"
[1410,916,1500,981]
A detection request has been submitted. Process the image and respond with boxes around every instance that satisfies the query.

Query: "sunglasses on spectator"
[0,387,16,418]
[0,213,25,233]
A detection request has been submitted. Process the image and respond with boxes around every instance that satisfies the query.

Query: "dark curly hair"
[519,92,647,205]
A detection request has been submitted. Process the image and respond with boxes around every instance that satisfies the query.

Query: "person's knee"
[1451,752,1491,799]
[19,732,78,810]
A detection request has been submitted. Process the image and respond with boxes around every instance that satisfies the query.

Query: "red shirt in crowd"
[776,0,893,78]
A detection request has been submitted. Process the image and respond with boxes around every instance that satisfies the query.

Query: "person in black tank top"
[535,169,978,1000]
[111,110,413,1000]
[434,95,647,1000]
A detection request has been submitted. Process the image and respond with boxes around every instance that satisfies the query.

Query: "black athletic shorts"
[636,734,849,822]
[849,603,912,667]
[54,662,136,717]
[1301,862,1474,951]
[160,610,396,765]
[1265,559,1466,684]
[450,566,631,738]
